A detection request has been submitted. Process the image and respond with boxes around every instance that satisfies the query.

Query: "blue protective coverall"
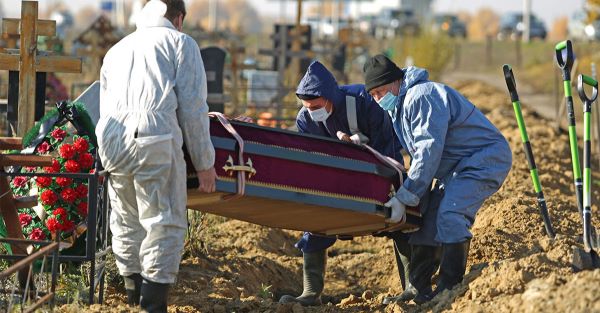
[294,61,404,252]
[390,67,512,245]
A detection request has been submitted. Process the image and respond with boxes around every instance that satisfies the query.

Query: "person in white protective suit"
[96,0,216,311]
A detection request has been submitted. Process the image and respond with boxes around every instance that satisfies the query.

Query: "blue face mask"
[308,106,331,122]
[377,92,397,111]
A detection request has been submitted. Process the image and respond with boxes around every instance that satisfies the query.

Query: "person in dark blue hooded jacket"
[278,61,417,306]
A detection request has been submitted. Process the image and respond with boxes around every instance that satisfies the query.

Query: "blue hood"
[399,66,429,97]
[296,61,344,104]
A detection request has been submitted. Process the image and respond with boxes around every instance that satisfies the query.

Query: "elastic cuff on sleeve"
[395,186,420,207]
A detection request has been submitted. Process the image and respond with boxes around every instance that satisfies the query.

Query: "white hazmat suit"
[96,2,214,284]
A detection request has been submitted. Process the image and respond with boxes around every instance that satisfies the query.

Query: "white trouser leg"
[135,136,187,284]
[109,174,145,276]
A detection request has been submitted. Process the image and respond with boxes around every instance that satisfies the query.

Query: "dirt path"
[74,79,600,313]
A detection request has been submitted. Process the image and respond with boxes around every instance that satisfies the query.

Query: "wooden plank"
[0,54,80,75]
[14,195,37,209]
[17,1,38,137]
[2,18,56,37]
[0,154,54,167]
[0,53,19,71]
[36,55,82,73]
[0,177,27,255]
[0,137,23,150]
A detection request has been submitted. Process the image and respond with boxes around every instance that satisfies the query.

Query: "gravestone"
[200,46,226,113]
[246,70,279,108]
[75,81,100,125]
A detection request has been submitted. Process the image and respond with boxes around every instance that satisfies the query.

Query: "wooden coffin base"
[187,185,420,237]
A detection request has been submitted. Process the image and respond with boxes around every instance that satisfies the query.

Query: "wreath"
[0,101,97,251]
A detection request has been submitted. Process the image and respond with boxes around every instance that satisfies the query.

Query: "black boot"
[415,241,470,304]
[123,273,143,306]
[140,278,170,313]
[383,236,417,304]
[279,249,326,306]
[411,245,442,305]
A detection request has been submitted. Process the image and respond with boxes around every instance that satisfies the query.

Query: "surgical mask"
[377,92,398,111]
[309,106,331,122]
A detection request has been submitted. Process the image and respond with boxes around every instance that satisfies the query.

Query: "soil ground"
[63,79,600,313]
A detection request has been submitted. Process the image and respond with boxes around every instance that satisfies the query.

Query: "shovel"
[555,40,585,222]
[503,64,555,239]
[573,74,600,270]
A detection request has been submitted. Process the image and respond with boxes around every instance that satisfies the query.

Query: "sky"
[0,0,587,27]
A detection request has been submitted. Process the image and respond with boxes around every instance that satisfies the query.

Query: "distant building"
[398,0,433,24]
[348,0,433,22]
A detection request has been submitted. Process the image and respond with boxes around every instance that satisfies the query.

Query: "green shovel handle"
[555,40,574,71]
[503,64,519,102]
[578,74,599,104]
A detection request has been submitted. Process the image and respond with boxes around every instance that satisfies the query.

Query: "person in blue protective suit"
[363,54,512,304]
[278,60,417,306]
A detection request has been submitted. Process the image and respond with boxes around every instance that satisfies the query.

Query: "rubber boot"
[383,238,417,304]
[140,278,170,313]
[279,249,327,306]
[123,273,143,306]
[414,241,469,304]
[411,245,442,305]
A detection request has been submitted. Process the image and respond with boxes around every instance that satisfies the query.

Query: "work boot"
[411,245,442,305]
[140,278,170,313]
[383,236,417,304]
[279,249,327,306]
[415,241,470,304]
[123,273,143,306]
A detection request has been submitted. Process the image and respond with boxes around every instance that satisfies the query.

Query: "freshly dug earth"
[74,80,600,313]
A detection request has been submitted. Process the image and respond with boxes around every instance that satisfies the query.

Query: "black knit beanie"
[363,54,404,92]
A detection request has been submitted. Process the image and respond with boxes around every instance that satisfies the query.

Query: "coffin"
[186,114,421,237]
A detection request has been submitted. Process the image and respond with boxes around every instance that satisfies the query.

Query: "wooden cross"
[0,1,82,136]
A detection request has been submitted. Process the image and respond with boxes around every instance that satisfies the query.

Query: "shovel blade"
[572,247,600,271]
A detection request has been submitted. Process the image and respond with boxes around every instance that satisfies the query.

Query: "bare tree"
[186,0,262,34]
[467,8,500,41]
[549,16,568,41]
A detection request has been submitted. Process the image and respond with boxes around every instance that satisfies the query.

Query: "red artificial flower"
[36,176,52,188]
[40,190,58,206]
[52,207,68,222]
[65,160,80,173]
[23,167,36,172]
[56,177,73,187]
[46,217,60,233]
[29,228,46,240]
[51,128,67,141]
[52,159,61,172]
[73,137,89,153]
[61,188,77,203]
[61,219,75,232]
[77,202,88,216]
[44,159,62,173]
[36,141,51,154]
[19,213,32,227]
[59,143,76,159]
[12,176,28,188]
[75,184,88,198]
[78,153,94,170]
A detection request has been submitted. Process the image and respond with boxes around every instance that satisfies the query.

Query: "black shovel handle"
[555,40,574,72]
[503,64,519,102]
[578,74,599,104]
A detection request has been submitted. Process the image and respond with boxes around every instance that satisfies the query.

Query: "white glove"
[384,197,406,224]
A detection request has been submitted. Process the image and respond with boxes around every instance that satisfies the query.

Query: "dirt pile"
[81,80,600,313]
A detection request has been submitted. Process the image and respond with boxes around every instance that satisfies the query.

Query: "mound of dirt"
[83,79,600,313]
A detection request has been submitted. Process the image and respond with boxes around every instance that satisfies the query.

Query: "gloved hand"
[384,197,406,224]
[336,131,353,143]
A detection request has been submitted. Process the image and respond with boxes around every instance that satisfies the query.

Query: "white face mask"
[308,105,331,122]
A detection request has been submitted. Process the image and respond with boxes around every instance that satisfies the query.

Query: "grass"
[258,283,274,299]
